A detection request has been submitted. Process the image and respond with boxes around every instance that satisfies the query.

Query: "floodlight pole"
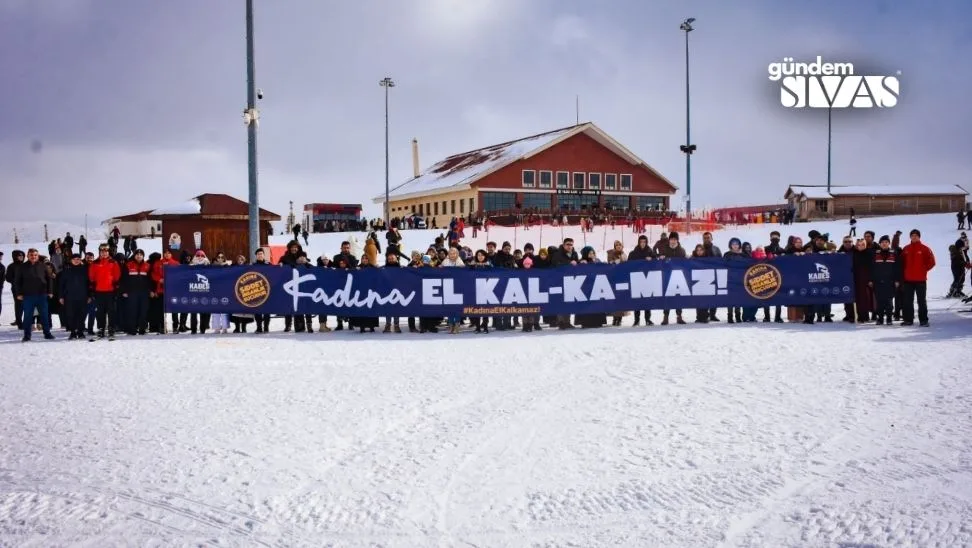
[826,106,832,193]
[679,18,697,220]
[380,77,395,226]
[244,0,261,256]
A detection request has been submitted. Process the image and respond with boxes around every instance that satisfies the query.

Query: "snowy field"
[1,214,971,546]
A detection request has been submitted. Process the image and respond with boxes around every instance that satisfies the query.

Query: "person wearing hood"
[382,250,403,333]
[948,237,968,298]
[279,240,303,333]
[723,238,747,323]
[5,250,26,329]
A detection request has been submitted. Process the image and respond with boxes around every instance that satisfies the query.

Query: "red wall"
[476,133,675,194]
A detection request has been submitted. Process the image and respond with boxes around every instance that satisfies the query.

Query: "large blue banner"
[163,255,854,316]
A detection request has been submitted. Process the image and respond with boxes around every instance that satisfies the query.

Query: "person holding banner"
[606,240,627,326]
[627,235,656,326]
[551,238,579,329]
[441,247,465,334]
[468,250,492,334]
[661,232,687,325]
[382,250,403,333]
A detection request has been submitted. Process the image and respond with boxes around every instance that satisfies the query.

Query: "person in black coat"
[5,250,25,329]
[59,254,90,339]
[870,235,901,325]
[626,235,656,326]
[13,248,55,341]
[551,238,580,329]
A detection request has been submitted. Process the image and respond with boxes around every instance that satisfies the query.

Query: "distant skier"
[849,215,857,237]
[958,210,967,230]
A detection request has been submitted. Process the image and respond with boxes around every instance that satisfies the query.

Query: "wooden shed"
[150,193,281,260]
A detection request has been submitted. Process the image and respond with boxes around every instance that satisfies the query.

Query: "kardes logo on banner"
[809,262,831,283]
[768,56,900,108]
[189,273,211,293]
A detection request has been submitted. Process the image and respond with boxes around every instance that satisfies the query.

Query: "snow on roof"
[787,184,968,200]
[830,185,968,196]
[381,125,579,201]
[787,186,835,199]
[150,198,201,216]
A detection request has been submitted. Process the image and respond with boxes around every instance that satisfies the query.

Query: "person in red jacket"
[151,249,181,334]
[899,228,936,327]
[88,244,121,338]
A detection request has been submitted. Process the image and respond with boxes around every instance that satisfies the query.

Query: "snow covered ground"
[1,214,970,546]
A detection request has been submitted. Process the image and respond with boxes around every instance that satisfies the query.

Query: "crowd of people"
[3,214,959,343]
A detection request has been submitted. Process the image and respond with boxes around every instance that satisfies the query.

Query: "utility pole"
[379,77,395,226]
[43,223,48,242]
[679,18,697,220]
[244,0,261,256]
[826,106,833,193]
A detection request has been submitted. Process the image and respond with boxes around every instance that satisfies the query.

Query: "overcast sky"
[1,0,970,228]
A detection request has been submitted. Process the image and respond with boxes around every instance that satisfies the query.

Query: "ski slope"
[0,213,970,546]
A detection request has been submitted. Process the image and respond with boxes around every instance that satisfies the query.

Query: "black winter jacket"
[59,263,90,300]
[14,260,54,296]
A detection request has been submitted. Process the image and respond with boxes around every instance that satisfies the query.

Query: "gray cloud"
[0,0,969,226]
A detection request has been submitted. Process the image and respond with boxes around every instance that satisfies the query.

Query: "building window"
[636,196,665,211]
[814,200,829,212]
[460,199,465,214]
[620,174,633,191]
[522,193,552,210]
[604,195,629,210]
[482,192,517,212]
[572,172,586,189]
[434,202,439,215]
[559,194,595,210]
[411,205,416,213]
[426,203,431,216]
[469,198,475,213]
[604,173,617,190]
[451,200,456,215]
[556,171,569,189]
[539,170,553,188]
[418,204,423,215]
[588,173,601,190]
[522,170,536,187]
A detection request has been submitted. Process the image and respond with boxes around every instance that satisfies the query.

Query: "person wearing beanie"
[723,238,746,323]
[899,228,935,326]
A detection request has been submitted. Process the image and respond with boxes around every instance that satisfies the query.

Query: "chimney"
[411,138,420,178]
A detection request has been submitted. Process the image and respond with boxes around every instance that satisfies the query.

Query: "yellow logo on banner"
[743,263,782,300]
[235,271,271,308]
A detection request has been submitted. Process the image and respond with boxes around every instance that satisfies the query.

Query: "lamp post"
[679,17,696,220]
[826,106,832,193]
[379,77,395,226]
[243,0,261,256]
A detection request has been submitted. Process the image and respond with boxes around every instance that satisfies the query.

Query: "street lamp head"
[379,77,395,88]
[680,18,695,31]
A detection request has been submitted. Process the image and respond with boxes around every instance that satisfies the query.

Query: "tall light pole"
[826,106,832,193]
[243,0,261,256]
[379,77,395,226]
[679,17,696,220]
